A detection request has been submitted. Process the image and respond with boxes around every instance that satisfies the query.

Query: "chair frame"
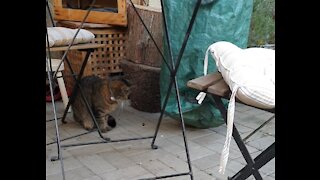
[46,0,207,179]
[187,72,275,180]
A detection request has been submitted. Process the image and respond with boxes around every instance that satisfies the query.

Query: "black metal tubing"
[46,0,55,27]
[150,0,203,146]
[46,56,66,180]
[47,48,161,149]
[149,0,181,147]
[230,142,275,180]
[151,0,203,151]
[46,116,62,122]
[129,0,203,179]
[252,142,275,170]
[159,0,174,71]
[47,1,204,180]
[52,0,97,80]
[45,19,66,179]
[151,1,203,179]
[46,130,96,146]
[213,94,276,180]
[213,95,263,180]
[243,115,275,143]
[47,48,112,161]
[139,172,191,180]
[60,49,108,140]
[62,136,154,148]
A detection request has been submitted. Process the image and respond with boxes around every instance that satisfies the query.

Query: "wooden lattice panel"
[89,28,126,76]
[63,27,127,91]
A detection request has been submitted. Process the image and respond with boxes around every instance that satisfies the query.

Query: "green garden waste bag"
[160,0,253,128]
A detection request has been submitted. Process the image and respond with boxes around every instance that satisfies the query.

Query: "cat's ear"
[109,75,131,87]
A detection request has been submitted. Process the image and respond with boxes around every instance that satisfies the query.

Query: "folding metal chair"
[187,72,275,180]
[46,0,205,179]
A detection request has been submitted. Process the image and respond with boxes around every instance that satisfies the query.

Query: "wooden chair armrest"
[187,72,223,91]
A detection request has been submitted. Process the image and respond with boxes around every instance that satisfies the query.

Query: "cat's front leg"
[96,115,109,133]
[75,109,95,131]
[82,119,94,131]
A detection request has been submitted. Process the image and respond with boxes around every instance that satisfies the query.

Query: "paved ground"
[46,100,275,180]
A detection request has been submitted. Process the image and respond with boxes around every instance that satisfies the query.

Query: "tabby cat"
[69,75,130,132]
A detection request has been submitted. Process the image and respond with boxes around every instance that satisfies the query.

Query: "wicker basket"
[58,22,127,90]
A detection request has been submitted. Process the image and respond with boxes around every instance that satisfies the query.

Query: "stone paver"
[76,154,117,175]
[46,167,96,180]
[46,101,274,179]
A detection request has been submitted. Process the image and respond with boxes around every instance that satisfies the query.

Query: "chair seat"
[47,27,95,47]
[187,72,275,113]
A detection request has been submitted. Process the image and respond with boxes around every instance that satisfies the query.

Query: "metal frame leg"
[60,49,109,140]
[231,143,275,180]
[48,49,110,150]
[46,57,66,180]
[46,48,156,148]
[212,95,275,180]
[127,0,204,179]
[47,0,204,179]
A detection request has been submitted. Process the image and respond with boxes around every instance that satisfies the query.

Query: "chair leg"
[212,95,264,180]
[230,142,275,180]
[56,71,71,113]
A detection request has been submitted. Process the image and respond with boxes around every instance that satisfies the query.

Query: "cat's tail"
[107,115,117,128]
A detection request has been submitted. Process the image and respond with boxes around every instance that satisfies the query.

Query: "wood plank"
[207,79,230,97]
[187,73,275,113]
[187,72,223,91]
[57,20,112,29]
[47,43,105,52]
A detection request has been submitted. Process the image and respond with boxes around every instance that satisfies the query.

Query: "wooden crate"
[59,22,127,90]
[53,0,127,26]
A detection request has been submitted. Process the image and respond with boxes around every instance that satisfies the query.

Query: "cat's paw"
[82,121,94,131]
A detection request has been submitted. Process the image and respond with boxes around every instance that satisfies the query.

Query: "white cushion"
[209,41,275,109]
[46,27,95,47]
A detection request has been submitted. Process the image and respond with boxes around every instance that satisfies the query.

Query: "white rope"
[218,85,239,174]
[196,46,212,104]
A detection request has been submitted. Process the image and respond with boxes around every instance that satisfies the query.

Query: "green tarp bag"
[160,0,253,128]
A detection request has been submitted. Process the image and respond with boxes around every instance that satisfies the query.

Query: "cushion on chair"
[46,27,95,47]
[200,41,275,174]
[209,41,275,109]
